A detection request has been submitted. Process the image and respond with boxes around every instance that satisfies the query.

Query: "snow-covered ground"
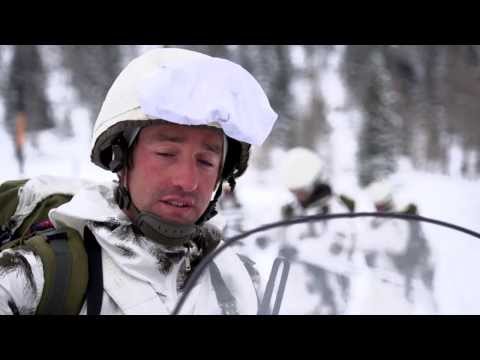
[2,46,480,314]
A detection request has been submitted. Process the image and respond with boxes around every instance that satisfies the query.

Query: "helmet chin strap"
[115,176,226,248]
[115,175,199,249]
[195,182,224,224]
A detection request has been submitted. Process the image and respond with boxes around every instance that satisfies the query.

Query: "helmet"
[90,47,277,185]
[366,179,394,211]
[280,147,325,190]
[90,47,277,230]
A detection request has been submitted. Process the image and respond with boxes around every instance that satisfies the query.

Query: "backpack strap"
[402,203,418,215]
[208,254,264,315]
[84,227,103,315]
[258,257,290,315]
[237,254,261,306]
[339,194,356,213]
[209,262,239,315]
[23,227,88,315]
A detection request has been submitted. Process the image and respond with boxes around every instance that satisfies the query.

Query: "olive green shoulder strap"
[402,203,418,215]
[338,194,356,213]
[23,227,88,315]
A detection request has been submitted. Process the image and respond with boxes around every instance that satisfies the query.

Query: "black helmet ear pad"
[221,137,250,181]
[105,135,129,173]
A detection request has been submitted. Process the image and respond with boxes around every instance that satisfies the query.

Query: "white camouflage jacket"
[0,176,259,315]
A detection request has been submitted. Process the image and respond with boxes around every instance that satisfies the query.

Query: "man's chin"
[146,201,206,225]
[150,209,198,226]
[161,216,196,226]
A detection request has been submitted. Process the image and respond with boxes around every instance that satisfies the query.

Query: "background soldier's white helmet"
[280,147,325,191]
[366,179,394,209]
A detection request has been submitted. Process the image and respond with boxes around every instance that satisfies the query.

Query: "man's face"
[126,122,223,225]
[290,188,311,207]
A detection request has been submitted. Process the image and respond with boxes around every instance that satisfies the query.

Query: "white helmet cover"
[280,147,324,190]
[91,47,278,170]
[366,180,394,205]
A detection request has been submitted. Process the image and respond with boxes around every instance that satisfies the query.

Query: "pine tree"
[294,45,331,150]
[357,71,398,186]
[59,45,124,123]
[342,46,399,186]
[4,45,54,135]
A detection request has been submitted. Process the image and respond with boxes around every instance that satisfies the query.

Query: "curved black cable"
[172,212,480,315]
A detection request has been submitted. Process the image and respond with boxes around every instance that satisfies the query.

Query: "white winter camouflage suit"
[0,176,260,315]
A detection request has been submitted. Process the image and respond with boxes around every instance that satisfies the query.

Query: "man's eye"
[199,159,214,167]
[156,152,174,157]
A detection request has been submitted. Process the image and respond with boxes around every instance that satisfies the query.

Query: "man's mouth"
[164,201,189,208]
[161,199,194,208]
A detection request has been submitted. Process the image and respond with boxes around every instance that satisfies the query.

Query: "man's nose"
[172,159,199,192]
